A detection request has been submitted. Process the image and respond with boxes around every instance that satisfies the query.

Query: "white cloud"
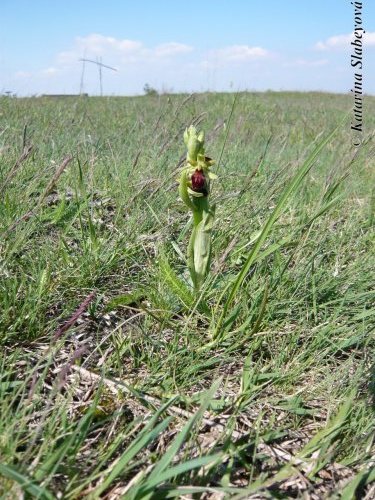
[14,70,32,78]
[42,67,58,76]
[315,34,352,50]
[154,42,193,57]
[315,31,375,50]
[200,44,270,70]
[359,31,375,45]
[29,33,197,95]
[213,44,269,62]
[56,34,193,66]
[283,58,328,68]
[13,32,375,96]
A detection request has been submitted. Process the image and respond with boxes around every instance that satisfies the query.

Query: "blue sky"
[1,0,374,95]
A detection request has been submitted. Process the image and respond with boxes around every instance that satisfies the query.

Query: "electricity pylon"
[79,57,117,96]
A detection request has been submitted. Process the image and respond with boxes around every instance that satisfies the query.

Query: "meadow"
[0,91,374,498]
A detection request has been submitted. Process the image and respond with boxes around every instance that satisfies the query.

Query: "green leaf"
[299,391,355,458]
[187,225,198,290]
[146,377,221,481]
[159,252,195,307]
[0,463,54,500]
[179,168,195,211]
[193,206,215,291]
[137,453,222,496]
[105,291,144,311]
[133,378,222,499]
[213,124,342,340]
[93,399,176,497]
[340,467,375,500]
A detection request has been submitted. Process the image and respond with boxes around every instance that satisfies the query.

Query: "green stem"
[189,196,213,293]
[192,196,209,223]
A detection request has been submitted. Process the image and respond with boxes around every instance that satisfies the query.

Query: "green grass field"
[0,91,374,498]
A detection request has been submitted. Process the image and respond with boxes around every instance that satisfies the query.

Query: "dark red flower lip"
[191,169,207,193]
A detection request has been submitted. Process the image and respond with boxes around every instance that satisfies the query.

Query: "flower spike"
[178,127,216,291]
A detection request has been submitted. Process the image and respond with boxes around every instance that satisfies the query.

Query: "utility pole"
[79,58,117,96]
[79,57,86,95]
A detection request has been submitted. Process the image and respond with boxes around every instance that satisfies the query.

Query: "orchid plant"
[179,126,217,292]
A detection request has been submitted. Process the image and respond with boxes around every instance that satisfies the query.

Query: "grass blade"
[213,124,341,339]
[0,463,54,500]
